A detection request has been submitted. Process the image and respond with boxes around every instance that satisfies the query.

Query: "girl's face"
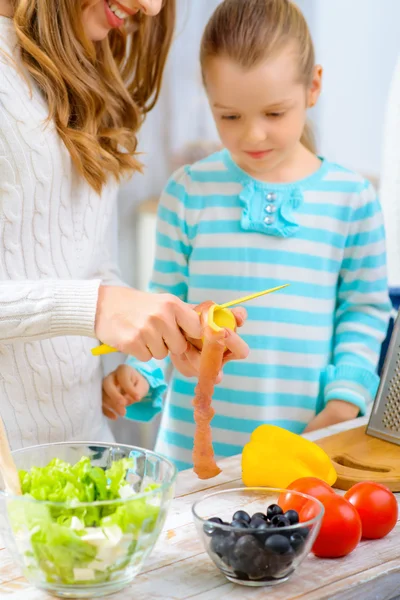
[205,48,322,180]
[82,0,163,41]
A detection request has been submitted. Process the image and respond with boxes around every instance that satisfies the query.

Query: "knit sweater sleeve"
[0,280,101,343]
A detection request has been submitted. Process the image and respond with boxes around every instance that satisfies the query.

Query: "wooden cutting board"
[316,425,400,491]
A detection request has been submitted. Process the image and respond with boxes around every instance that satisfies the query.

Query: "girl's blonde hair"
[11,0,176,193]
[200,0,316,154]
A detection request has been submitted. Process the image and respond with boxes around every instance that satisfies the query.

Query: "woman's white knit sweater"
[0,17,119,449]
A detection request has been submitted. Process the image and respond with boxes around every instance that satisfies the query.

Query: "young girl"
[0,0,251,451]
[103,0,391,471]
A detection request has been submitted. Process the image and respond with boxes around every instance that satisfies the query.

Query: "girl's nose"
[245,124,267,144]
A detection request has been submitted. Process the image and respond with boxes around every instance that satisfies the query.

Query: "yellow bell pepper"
[242,424,337,488]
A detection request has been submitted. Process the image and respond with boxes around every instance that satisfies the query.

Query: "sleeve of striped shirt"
[323,183,392,415]
[124,167,191,422]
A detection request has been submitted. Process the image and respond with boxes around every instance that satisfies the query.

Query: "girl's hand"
[303,400,360,433]
[171,307,249,382]
[95,286,202,361]
[102,365,150,420]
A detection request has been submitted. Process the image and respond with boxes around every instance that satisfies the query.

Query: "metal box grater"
[367,311,400,445]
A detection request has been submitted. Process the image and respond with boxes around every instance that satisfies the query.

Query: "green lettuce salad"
[8,456,162,586]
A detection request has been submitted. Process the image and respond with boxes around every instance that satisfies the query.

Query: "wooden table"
[1,417,399,600]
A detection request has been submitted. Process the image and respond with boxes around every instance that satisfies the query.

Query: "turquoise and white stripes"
[126,149,391,471]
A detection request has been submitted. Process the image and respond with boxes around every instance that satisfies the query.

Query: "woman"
[0,0,248,450]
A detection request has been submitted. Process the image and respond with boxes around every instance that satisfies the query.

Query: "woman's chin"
[85,24,112,42]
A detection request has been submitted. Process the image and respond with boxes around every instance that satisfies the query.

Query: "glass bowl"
[0,442,177,598]
[192,487,324,587]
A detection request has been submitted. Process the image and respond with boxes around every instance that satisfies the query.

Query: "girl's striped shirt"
[126,150,391,471]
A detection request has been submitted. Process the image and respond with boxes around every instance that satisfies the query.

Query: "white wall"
[379,57,400,287]
[307,0,400,176]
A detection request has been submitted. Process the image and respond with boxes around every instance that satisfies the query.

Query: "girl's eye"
[267,112,285,118]
[221,115,240,121]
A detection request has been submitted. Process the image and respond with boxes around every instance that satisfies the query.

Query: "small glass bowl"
[192,486,324,587]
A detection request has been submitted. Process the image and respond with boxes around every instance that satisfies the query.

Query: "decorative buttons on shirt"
[264,216,275,225]
[239,181,303,237]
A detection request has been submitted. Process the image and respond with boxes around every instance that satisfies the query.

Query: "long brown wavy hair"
[201,0,316,154]
[10,0,176,193]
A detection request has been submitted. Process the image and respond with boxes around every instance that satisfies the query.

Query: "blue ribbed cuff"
[323,364,380,416]
[124,357,168,423]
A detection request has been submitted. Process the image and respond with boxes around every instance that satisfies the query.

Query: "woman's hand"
[95,286,202,360]
[171,307,249,382]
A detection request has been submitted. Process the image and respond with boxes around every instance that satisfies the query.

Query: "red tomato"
[298,498,322,522]
[344,482,398,539]
[301,494,362,558]
[278,477,335,514]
